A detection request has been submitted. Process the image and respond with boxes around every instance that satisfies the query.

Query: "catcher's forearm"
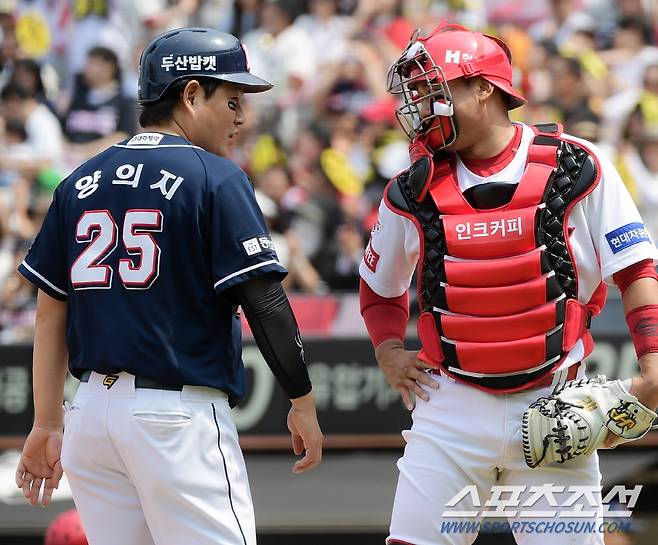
[633,354,658,410]
[33,291,68,429]
[360,279,409,348]
[620,275,658,408]
[620,276,658,314]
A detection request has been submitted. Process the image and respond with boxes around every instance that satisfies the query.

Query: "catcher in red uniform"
[359,24,658,545]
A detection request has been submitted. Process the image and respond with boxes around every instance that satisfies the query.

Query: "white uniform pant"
[388,371,605,545]
[61,372,256,545]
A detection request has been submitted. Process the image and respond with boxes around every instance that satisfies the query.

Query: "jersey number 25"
[71,209,163,290]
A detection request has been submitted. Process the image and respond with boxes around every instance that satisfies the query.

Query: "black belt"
[79,370,183,391]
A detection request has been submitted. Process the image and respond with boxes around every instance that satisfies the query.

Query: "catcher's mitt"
[522,375,657,468]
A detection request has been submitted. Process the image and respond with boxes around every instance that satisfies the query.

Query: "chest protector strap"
[389,124,601,392]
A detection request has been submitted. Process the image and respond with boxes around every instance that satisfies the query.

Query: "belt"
[79,370,183,391]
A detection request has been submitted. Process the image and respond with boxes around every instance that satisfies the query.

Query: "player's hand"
[287,392,323,474]
[15,423,63,506]
[375,339,439,410]
[604,373,658,448]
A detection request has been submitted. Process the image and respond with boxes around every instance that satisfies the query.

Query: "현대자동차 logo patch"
[605,222,651,254]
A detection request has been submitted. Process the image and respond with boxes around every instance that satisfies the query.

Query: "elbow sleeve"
[230,274,312,399]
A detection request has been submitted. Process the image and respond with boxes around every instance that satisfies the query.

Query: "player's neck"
[457,120,517,162]
[142,123,187,140]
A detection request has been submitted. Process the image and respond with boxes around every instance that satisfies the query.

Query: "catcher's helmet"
[45,509,88,545]
[138,27,272,104]
[387,24,526,150]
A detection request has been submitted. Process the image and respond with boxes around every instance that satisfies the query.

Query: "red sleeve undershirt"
[359,278,409,347]
[612,259,658,295]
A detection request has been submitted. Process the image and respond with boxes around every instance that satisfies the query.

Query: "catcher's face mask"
[386,33,458,151]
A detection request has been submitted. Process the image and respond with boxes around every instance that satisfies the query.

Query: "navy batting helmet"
[138,28,272,104]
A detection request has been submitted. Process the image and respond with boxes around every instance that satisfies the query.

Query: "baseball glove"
[522,375,657,468]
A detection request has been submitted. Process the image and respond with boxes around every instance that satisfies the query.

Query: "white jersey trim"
[112,144,205,150]
[21,260,68,295]
[214,259,281,288]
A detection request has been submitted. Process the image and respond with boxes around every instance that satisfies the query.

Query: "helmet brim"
[217,72,273,93]
[486,77,527,110]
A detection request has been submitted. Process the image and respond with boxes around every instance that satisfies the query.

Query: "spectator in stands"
[139,0,199,37]
[242,0,316,138]
[601,15,658,92]
[0,119,32,238]
[0,10,19,90]
[617,126,658,240]
[9,59,56,113]
[231,0,263,37]
[545,54,600,139]
[0,81,63,179]
[294,0,350,67]
[313,207,366,291]
[623,63,658,143]
[62,47,136,160]
[313,39,388,119]
[529,0,591,48]
[601,59,658,152]
[358,97,408,199]
[255,167,325,292]
[0,240,36,344]
[1,0,658,332]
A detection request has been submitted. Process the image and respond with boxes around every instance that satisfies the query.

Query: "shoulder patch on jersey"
[126,133,164,146]
[241,235,276,257]
[363,240,380,273]
[605,223,652,254]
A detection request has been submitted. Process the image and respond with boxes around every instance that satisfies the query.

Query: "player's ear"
[180,80,203,112]
[475,77,495,103]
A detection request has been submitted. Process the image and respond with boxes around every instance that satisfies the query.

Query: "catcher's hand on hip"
[375,339,439,410]
[15,423,63,506]
[522,375,657,468]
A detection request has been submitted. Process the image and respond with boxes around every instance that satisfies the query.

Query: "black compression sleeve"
[229,273,312,399]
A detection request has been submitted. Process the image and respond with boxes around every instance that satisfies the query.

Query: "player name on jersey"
[74,164,184,201]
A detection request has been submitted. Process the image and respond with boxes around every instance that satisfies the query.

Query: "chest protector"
[385,124,604,392]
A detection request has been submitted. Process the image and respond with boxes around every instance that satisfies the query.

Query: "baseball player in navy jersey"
[14,28,322,545]
[360,24,658,545]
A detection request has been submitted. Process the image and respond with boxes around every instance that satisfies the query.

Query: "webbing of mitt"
[522,375,657,468]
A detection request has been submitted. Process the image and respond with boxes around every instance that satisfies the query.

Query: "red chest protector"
[384,124,606,393]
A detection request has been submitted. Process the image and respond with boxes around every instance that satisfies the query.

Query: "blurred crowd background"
[1,0,658,343]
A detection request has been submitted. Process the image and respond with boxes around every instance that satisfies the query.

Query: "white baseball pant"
[388,369,605,545]
[61,371,256,545]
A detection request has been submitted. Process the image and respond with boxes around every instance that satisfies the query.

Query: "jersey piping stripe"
[211,403,248,545]
[20,260,68,296]
[214,259,281,288]
[112,144,205,150]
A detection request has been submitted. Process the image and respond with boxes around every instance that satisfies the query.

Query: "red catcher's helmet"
[387,24,527,150]
[45,509,88,545]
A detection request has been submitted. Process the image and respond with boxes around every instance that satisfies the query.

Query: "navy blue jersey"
[19,132,286,405]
